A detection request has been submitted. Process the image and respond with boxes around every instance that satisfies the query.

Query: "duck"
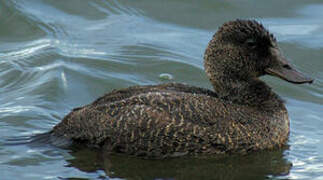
[45,19,313,158]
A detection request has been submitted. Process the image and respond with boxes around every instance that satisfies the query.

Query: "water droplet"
[159,73,173,80]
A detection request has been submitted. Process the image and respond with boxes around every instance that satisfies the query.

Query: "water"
[0,0,322,179]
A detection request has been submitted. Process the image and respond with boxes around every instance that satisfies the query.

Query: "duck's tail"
[4,131,72,148]
[33,131,73,148]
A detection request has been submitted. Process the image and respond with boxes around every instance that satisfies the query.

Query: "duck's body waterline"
[44,20,312,158]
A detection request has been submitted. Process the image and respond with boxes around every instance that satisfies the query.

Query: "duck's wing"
[51,91,229,157]
[91,83,217,106]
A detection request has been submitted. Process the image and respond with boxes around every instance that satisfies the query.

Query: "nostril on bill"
[282,64,292,70]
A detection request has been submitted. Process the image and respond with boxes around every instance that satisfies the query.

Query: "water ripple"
[0,39,52,60]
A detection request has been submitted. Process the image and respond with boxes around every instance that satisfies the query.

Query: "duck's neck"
[214,77,280,107]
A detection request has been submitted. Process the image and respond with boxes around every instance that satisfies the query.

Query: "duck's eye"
[245,39,257,49]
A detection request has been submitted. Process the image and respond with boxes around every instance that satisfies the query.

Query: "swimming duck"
[47,19,313,158]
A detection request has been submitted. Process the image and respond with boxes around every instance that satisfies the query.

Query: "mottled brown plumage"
[48,19,313,158]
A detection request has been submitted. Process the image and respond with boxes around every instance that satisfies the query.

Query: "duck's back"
[50,83,289,158]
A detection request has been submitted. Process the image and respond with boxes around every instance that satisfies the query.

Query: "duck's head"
[204,19,313,95]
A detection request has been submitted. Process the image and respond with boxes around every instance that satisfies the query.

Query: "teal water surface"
[0,0,322,179]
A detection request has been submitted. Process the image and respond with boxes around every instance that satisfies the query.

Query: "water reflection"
[67,146,291,180]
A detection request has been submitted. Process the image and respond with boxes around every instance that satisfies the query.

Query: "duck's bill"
[265,66,313,84]
[265,47,313,84]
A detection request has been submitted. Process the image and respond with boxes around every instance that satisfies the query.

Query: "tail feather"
[4,131,72,148]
